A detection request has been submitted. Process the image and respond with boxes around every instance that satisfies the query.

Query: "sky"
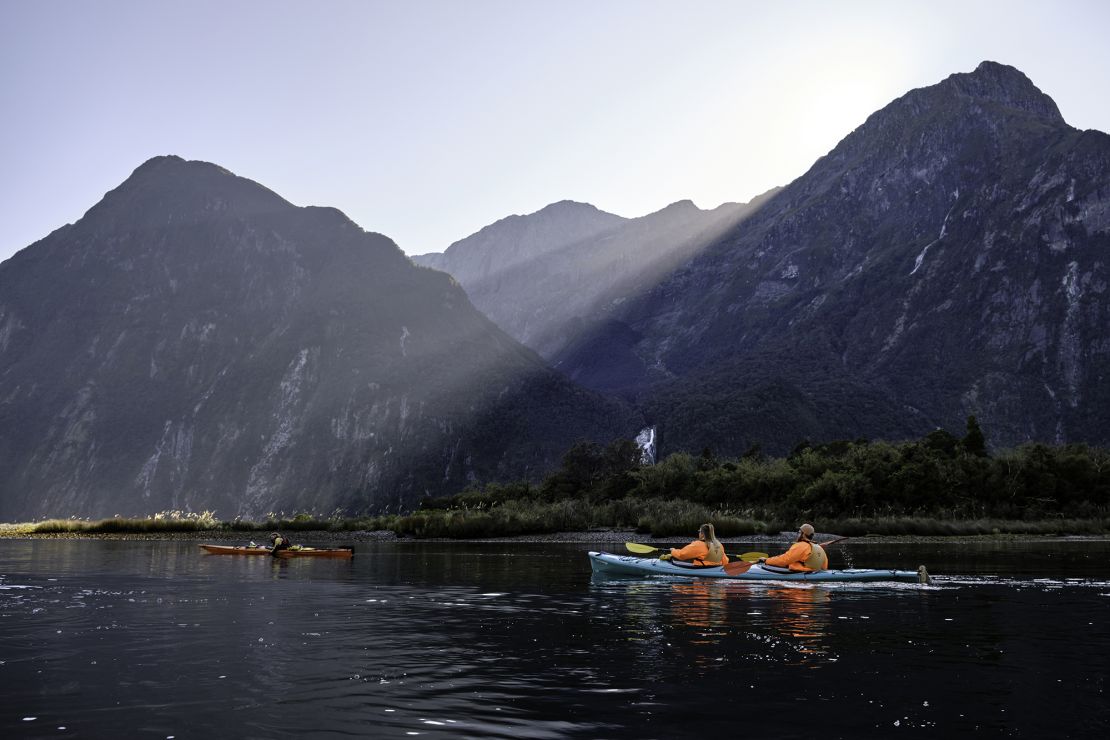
[2,0,1110,262]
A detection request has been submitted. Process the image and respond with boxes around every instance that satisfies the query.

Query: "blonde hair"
[699,523,724,563]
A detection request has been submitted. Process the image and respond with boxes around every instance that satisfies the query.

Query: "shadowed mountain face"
[0,157,634,520]
[412,193,778,358]
[550,61,1110,454]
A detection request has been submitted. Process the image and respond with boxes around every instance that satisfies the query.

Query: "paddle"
[624,541,664,555]
[722,560,756,575]
[624,542,767,562]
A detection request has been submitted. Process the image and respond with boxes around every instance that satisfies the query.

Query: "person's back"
[762,524,828,572]
[668,523,729,566]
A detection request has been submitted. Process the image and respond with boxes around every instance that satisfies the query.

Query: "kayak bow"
[589,551,928,583]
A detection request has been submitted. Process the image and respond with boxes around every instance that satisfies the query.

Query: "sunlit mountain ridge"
[426,61,1110,456]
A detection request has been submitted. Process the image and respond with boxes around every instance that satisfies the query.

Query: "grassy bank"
[4,502,1109,539]
[9,512,397,537]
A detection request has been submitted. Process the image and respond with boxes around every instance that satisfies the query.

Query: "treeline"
[406,416,1110,535]
[21,418,1110,539]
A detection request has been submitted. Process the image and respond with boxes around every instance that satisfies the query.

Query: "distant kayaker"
[757,523,828,572]
[662,523,729,566]
[269,531,293,555]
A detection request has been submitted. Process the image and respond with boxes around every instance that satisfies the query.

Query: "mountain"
[0,157,634,521]
[554,61,1110,453]
[413,191,778,358]
[413,200,627,287]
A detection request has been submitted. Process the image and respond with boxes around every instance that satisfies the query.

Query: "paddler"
[269,531,293,555]
[757,523,828,572]
[661,523,729,566]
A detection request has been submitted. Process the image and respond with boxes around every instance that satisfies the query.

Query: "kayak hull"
[588,551,923,582]
[200,544,353,559]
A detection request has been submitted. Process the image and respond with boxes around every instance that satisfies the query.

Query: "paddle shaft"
[625,542,765,561]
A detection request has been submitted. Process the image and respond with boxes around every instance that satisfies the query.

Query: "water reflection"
[3,539,1109,738]
[669,580,728,632]
[591,575,840,672]
[761,585,832,666]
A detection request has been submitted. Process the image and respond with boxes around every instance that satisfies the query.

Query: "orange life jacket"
[670,539,729,566]
[764,541,827,571]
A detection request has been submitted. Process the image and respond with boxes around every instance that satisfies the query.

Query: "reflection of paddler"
[766,586,831,660]
[670,580,728,630]
[758,523,828,572]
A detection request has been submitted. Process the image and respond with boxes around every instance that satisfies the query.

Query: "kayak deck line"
[200,544,354,559]
[589,551,929,583]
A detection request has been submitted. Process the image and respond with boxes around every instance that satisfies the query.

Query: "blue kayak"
[588,551,929,583]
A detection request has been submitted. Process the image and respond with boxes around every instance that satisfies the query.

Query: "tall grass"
[11,508,1110,539]
[33,517,217,533]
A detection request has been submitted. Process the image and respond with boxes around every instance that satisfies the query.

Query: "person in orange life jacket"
[661,523,729,565]
[757,523,828,572]
[269,531,292,554]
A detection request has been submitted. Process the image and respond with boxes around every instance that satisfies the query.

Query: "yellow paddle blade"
[740,551,769,562]
[625,542,661,554]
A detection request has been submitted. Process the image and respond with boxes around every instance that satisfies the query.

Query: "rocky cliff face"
[0,157,633,520]
[413,192,777,358]
[555,62,1110,453]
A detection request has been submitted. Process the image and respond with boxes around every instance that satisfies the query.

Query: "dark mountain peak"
[939,60,1064,124]
[121,155,246,192]
[87,155,291,230]
[132,153,187,171]
[843,61,1066,144]
[805,62,1068,190]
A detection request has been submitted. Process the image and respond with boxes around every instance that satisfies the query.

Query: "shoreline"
[2,528,1108,545]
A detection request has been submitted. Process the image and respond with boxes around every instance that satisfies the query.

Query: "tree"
[924,428,959,457]
[963,415,987,457]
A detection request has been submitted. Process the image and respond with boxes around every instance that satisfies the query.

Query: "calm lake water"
[1,538,1108,738]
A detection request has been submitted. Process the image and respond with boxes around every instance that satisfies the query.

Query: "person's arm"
[764,542,808,567]
[670,541,709,561]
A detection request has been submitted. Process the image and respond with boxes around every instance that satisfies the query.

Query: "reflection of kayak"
[200,544,354,559]
[588,551,927,583]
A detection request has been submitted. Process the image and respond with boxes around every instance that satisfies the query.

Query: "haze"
[2,0,1109,263]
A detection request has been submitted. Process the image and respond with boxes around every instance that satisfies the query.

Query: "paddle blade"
[723,560,755,576]
[625,542,661,555]
[740,551,769,562]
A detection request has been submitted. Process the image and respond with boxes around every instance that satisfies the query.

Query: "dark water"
[1,538,1108,739]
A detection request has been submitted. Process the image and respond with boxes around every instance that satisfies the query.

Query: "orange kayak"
[200,544,353,558]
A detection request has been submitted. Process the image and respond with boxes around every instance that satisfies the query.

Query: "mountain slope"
[414,191,777,358]
[555,61,1110,452]
[0,157,634,520]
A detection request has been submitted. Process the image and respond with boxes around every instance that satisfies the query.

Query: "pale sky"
[2,0,1109,262]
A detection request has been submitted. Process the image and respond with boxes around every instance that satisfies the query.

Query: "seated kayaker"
[758,523,828,572]
[662,523,729,566]
[269,531,293,554]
